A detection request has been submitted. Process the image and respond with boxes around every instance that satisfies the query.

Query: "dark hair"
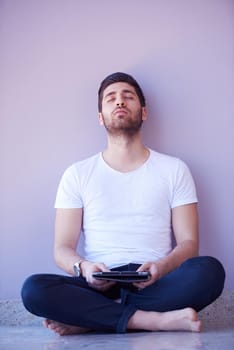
[98,72,145,112]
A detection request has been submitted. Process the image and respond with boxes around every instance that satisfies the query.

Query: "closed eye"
[107,97,115,102]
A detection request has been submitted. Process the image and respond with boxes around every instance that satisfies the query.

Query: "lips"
[113,108,128,116]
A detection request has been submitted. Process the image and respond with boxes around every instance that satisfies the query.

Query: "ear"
[98,113,104,125]
[142,107,147,121]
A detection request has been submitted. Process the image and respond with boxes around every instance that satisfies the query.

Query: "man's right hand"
[81,261,116,292]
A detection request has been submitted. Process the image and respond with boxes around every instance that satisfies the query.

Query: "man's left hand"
[133,261,164,290]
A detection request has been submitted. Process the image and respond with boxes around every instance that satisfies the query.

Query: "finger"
[87,275,106,286]
[101,281,116,291]
[90,277,115,286]
[136,263,150,272]
[96,263,110,272]
[133,278,152,289]
[91,278,108,286]
[91,280,115,291]
[133,281,146,289]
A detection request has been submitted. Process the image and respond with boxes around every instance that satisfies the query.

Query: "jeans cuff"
[116,305,138,333]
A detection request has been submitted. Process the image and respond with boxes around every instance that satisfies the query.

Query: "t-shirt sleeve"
[54,165,83,208]
[171,160,198,208]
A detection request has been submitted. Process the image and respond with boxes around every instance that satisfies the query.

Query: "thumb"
[96,262,110,272]
[137,262,151,272]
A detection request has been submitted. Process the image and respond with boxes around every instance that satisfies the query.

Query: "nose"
[116,102,126,107]
[116,93,126,107]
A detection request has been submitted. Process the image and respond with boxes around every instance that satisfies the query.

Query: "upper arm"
[54,208,83,252]
[171,203,199,251]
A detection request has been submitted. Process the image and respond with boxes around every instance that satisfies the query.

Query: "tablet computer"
[92,271,150,282]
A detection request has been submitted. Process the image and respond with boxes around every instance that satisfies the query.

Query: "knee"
[203,256,225,279]
[185,256,225,296]
[21,274,47,314]
[201,256,225,285]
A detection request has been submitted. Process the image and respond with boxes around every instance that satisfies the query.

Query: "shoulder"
[148,149,194,183]
[65,153,101,176]
[149,149,186,170]
[57,153,101,188]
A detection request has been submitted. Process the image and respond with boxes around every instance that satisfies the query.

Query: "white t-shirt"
[55,149,198,268]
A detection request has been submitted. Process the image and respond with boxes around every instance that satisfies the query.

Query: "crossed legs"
[43,307,201,335]
[21,256,225,335]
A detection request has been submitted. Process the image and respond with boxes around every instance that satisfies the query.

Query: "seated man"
[21,72,225,335]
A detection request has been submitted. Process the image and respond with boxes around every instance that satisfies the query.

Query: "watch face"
[74,260,84,277]
[74,263,80,276]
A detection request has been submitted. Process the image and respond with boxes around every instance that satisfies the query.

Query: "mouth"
[113,108,128,116]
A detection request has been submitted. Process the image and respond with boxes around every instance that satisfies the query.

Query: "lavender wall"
[1,0,233,299]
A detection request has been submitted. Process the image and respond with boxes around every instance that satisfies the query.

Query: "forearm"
[54,245,84,276]
[157,239,198,278]
[54,245,115,292]
[54,208,85,275]
[158,203,199,277]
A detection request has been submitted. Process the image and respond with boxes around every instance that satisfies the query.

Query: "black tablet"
[92,271,150,282]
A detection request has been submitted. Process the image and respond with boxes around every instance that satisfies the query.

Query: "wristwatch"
[73,260,84,277]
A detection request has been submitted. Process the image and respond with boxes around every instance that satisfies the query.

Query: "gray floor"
[0,325,234,350]
[1,293,234,349]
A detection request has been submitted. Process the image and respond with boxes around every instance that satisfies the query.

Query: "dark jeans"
[21,256,225,333]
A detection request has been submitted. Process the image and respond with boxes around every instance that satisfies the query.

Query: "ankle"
[127,310,155,330]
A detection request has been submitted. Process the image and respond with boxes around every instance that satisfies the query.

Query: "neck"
[102,132,149,172]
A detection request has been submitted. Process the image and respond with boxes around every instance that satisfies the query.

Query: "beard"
[101,108,143,137]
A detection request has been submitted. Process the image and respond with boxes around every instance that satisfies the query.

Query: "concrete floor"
[0,325,234,350]
[1,292,234,349]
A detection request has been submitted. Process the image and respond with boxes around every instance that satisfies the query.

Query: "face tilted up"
[99,82,147,136]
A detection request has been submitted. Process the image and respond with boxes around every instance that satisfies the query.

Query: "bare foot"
[128,307,202,332]
[43,319,90,336]
[156,308,202,332]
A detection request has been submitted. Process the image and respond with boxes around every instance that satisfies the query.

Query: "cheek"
[101,107,113,119]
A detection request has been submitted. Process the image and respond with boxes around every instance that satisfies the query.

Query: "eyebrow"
[103,89,136,99]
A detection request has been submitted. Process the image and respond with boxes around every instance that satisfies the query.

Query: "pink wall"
[1,0,233,299]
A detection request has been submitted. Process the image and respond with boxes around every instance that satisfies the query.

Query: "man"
[21,72,225,335]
